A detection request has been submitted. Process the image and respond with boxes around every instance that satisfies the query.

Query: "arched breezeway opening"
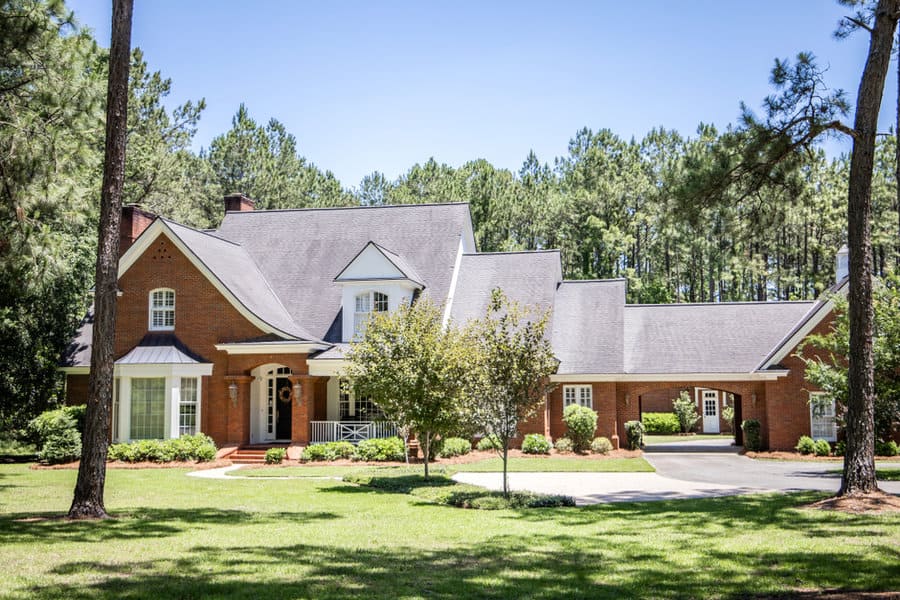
[634,384,742,445]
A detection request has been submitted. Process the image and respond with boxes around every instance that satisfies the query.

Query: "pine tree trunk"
[840,0,898,497]
[68,0,133,519]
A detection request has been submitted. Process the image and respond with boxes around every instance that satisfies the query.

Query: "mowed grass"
[234,457,654,478]
[1,464,899,599]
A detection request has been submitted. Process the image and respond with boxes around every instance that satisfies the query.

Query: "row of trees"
[344,291,557,495]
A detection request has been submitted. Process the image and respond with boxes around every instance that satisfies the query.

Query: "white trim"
[117,221,306,341]
[60,366,90,375]
[308,358,348,377]
[113,363,213,377]
[442,237,465,327]
[758,283,847,370]
[550,371,789,383]
[215,342,328,355]
[148,288,175,331]
[563,384,593,408]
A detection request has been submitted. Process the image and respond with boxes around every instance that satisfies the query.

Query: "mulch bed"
[805,491,900,514]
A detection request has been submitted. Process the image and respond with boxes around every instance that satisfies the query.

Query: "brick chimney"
[224,192,255,213]
[120,204,156,257]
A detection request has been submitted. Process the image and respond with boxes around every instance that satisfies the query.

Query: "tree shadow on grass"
[19,532,900,600]
[0,507,340,545]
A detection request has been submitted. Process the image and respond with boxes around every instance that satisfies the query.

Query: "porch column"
[224,375,253,445]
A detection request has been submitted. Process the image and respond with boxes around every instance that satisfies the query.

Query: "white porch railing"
[310,421,399,444]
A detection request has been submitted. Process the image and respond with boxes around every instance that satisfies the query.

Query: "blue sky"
[68,1,895,188]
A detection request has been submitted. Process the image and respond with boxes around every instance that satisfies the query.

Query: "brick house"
[60,195,846,452]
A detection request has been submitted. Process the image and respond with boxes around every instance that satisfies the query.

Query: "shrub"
[476,434,501,451]
[672,391,700,433]
[562,404,598,452]
[813,439,831,457]
[591,436,613,454]
[353,437,406,462]
[641,412,680,435]
[722,405,735,431]
[106,434,216,463]
[29,408,82,465]
[875,439,899,457]
[624,420,644,450]
[302,441,356,462]
[265,448,286,464]
[741,419,762,451]
[521,433,552,455]
[834,440,846,456]
[553,437,574,453]
[439,437,472,458]
[39,428,81,464]
[795,435,815,455]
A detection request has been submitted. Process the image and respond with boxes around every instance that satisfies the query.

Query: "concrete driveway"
[452,452,900,505]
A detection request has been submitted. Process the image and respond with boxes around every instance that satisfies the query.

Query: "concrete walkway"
[186,465,245,479]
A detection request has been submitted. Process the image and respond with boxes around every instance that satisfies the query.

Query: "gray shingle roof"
[448,251,562,326]
[552,280,625,374]
[163,219,318,341]
[116,333,210,365]
[216,203,473,342]
[61,306,93,367]
[623,301,816,373]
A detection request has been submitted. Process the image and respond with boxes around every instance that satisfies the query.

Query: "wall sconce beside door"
[293,381,302,407]
[228,381,238,407]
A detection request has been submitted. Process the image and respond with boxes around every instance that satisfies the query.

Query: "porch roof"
[116,333,210,365]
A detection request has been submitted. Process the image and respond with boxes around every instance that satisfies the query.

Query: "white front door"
[702,390,720,433]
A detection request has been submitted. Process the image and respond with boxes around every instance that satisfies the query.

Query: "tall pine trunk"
[840,0,898,497]
[68,0,134,519]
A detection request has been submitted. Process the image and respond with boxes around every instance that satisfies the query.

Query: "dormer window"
[354,291,388,337]
[149,289,175,330]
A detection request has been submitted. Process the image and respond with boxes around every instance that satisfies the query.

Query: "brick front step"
[227,445,289,464]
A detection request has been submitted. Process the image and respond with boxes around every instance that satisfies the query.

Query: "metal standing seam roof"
[215,203,473,342]
[115,333,211,365]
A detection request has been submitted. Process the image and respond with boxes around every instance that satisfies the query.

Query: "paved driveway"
[452,453,900,505]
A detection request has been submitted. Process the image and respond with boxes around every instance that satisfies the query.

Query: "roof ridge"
[463,249,561,256]
[559,278,627,284]
[625,300,817,307]
[223,202,470,215]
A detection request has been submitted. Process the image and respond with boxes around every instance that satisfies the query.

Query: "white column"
[119,377,131,442]
[168,376,180,439]
[195,377,203,436]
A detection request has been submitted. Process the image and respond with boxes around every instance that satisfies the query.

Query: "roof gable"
[334,242,425,287]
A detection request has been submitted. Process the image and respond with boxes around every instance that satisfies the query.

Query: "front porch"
[310,421,400,444]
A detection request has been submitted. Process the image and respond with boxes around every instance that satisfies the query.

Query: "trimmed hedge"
[591,437,613,454]
[476,434,501,451]
[521,433,552,455]
[641,412,680,435]
[107,434,217,463]
[795,435,815,455]
[353,437,406,462]
[875,439,899,457]
[813,439,831,457]
[741,419,762,451]
[438,437,472,458]
[265,448,286,464]
[624,420,644,450]
[553,437,574,453]
[29,407,83,464]
[562,404,598,453]
[302,441,356,462]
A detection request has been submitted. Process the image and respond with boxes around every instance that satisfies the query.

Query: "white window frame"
[809,392,838,442]
[178,377,199,436]
[353,290,389,337]
[130,377,166,440]
[563,385,592,408]
[149,288,175,331]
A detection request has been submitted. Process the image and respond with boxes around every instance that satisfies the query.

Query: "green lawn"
[644,434,732,445]
[1,463,898,598]
[234,457,654,478]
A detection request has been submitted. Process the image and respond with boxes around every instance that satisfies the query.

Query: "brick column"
[224,375,253,445]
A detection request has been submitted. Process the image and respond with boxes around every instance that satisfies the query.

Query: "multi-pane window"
[563,385,592,408]
[809,392,838,442]
[339,381,385,422]
[130,377,165,439]
[179,378,198,436]
[149,289,175,330]
[353,291,389,336]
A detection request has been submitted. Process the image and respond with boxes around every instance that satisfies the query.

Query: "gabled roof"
[334,241,426,287]
[116,333,210,365]
[623,301,815,374]
[448,251,562,326]
[121,218,320,342]
[552,280,625,374]
[216,203,473,342]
